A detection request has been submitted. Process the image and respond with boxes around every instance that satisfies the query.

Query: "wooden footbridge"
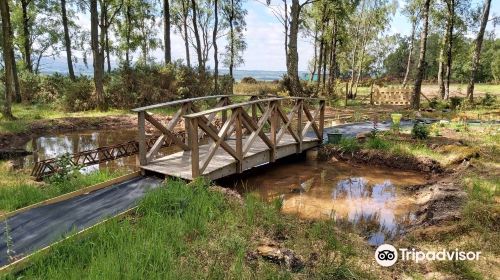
[133,95,325,180]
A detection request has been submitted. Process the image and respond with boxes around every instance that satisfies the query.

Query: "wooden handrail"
[132,94,280,112]
[132,95,231,112]
[183,98,283,118]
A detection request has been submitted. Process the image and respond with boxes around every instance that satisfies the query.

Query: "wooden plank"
[146,105,185,162]
[138,111,147,165]
[145,112,189,151]
[184,98,282,118]
[276,104,300,144]
[241,103,273,155]
[198,120,239,161]
[297,100,303,153]
[235,109,243,173]
[199,111,238,173]
[302,103,322,139]
[189,118,200,178]
[132,95,231,112]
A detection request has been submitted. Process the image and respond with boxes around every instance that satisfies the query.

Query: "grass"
[0,165,124,213]
[0,103,130,134]
[6,179,375,279]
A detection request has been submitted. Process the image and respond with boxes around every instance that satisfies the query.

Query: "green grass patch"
[0,169,123,212]
[7,179,373,279]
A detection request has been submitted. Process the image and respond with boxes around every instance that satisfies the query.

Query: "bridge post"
[189,117,200,178]
[138,111,147,166]
[235,108,243,173]
[319,100,325,141]
[269,100,278,162]
[184,102,192,148]
[296,99,303,153]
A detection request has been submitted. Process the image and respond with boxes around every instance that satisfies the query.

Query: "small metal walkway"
[133,95,326,180]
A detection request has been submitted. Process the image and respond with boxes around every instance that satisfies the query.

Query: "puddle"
[11,129,179,174]
[219,159,427,246]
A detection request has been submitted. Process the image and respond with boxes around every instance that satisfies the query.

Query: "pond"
[219,157,427,246]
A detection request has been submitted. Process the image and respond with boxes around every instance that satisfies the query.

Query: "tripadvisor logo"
[374,244,482,267]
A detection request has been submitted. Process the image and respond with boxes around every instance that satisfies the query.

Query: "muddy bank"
[318,145,444,174]
[0,115,178,151]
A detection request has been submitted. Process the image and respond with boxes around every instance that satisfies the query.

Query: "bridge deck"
[141,133,320,180]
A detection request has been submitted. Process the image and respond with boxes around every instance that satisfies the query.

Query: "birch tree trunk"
[466,0,491,102]
[412,0,431,109]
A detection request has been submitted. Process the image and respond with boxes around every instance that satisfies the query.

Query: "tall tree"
[0,0,16,119]
[466,0,491,102]
[90,0,105,110]
[191,0,203,69]
[412,0,432,109]
[60,0,75,80]
[213,0,219,93]
[443,0,455,99]
[164,0,171,64]
[223,0,246,79]
[402,0,419,88]
[20,0,32,72]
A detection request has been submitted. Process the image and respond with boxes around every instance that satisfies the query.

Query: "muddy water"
[220,159,427,245]
[14,130,141,173]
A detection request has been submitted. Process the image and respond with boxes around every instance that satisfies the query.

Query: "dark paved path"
[0,176,163,267]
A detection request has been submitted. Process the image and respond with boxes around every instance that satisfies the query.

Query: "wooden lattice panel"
[373,87,412,105]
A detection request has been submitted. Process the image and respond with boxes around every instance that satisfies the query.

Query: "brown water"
[14,130,141,173]
[220,159,427,245]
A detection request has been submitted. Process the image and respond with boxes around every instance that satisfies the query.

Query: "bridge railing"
[183,97,325,177]
[132,94,279,165]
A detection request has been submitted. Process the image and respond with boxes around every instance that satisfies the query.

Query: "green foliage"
[411,123,430,140]
[240,76,257,84]
[62,76,95,111]
[480,93,497,107]
[365,137,390,150]
[48,153,83,183]
[338,137,360,153]
[0,170,120,212]
[450,97,463,110]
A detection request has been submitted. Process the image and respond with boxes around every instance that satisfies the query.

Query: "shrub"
[411,123,429,140]
[365,137,390,150]
[338,137,360,153]
[19,71,41,102]
[219,75,234,95]
[240,76,257,84]
[480,93,496,107]
[450,97,463,109]
[62,76,95,111]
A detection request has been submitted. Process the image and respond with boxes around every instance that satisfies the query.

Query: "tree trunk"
[104,4,111,73]
[286,0,302,96]
[21,0,32,72]
[437,28,447,98]
[322,38,327,92]
[182,1,190,67]
[125,4,131,67]
[229,0,235,78]
[61,0,75,80]
[91,0,106,111]
[466,0,491,102]
[444,0,454,100]
[284,0,288,64]
[191,0,203,70]
[310,21,318,83]
[316,21,324,91]
[213,0,219,93]
[402,19,416,88]
[163,0,171,64]
[12,55,21,102]
[0,0,15,119]
[327,18,337,94]
[412,0,431,110]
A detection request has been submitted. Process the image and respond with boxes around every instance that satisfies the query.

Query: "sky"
[70,0,499,73]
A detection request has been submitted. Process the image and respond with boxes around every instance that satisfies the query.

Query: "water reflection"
[14,130,142,174]
[223,160,426,245]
